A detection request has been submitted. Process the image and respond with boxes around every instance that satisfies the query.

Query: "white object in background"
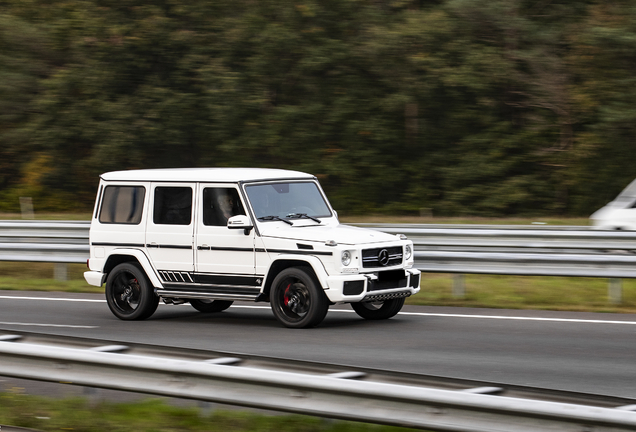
[591,179,636,230]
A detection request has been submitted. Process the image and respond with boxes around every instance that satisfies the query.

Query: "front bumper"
[323,269,421,303]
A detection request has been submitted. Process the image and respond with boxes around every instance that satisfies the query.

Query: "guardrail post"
[609,278,622,304]
[54,263,68,281]
[453,274,466,298]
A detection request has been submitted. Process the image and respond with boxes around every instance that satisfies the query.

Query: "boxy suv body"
[84,168,420,328]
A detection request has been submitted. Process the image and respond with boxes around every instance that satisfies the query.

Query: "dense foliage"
[1,0,635,216]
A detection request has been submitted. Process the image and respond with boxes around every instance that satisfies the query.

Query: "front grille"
[361,246,403,268]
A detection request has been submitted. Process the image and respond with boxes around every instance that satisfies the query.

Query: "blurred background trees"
[1,0,635,216]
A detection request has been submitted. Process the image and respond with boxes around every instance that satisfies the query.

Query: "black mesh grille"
[362,246,403,268]
[343,280,365,296]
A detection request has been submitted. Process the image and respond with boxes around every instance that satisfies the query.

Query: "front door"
[194,185,260,298]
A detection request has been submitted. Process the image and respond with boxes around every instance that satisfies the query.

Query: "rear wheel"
[351,297,405,320]
[270,267,329,328]
[105,263,158,320]
[190,299,233,313]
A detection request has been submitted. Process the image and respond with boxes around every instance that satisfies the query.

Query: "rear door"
[145,183,196,280]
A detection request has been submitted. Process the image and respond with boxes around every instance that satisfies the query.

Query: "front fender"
[266,254,330,289]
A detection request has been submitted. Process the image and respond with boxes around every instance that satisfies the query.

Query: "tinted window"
[153,187,192,225]
[99,186,145,224]
[202,188,246,226]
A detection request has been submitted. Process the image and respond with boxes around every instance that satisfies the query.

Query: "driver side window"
[202,188,245,226]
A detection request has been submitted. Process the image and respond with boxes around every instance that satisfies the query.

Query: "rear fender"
[105,249,163,288]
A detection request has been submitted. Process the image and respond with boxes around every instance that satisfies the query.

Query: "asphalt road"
[1,290,635,399]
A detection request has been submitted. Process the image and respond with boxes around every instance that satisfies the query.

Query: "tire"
[190,299,233,313]
[351,297,405,320]
[105,262,159,320]
[270,267,329,328]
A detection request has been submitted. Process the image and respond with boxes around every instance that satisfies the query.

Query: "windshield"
[245,181,332,220]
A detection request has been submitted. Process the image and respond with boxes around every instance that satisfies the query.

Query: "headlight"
[404,244,412,260]
[341,250,352,266]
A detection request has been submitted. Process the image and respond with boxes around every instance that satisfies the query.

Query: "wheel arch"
[263,256,328,298]
[103,250,163,288]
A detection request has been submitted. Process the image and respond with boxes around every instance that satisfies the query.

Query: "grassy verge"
[1,263,634,313]
[0,392,417,432]
[0,213,92,221]
[410,273,636,313]
[0,263,103,294]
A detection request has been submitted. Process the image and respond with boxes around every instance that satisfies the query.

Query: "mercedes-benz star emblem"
[378,249,390,266]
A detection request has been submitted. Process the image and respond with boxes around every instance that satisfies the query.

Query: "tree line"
[1,0,635,216]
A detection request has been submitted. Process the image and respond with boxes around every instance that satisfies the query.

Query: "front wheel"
[105,262,159,320]
[190,299,233,313]
[351,297,405,320]
[270,267,329,328]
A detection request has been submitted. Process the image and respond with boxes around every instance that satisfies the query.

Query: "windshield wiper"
[286,213,322,224]
[258,215,294,225]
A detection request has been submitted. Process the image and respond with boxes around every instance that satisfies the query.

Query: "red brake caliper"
[283,283,291,306]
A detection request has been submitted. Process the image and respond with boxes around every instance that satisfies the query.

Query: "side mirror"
[227,215,254,235]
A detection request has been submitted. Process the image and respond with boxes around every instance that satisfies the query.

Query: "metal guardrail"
[1,220,635,300]
[1,336,636,432]
[0,220,89,263]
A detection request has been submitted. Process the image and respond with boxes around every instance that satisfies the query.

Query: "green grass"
[0,262,103,294]
[0,212,92,220]
[405,273,636,313]
[0,392,418,432]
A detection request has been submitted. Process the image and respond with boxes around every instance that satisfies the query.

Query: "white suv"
[84,168,420,328]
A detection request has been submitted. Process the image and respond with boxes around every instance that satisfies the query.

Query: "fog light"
[341,250,352,266]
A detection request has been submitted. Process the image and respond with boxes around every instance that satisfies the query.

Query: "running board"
[156,289,260,302]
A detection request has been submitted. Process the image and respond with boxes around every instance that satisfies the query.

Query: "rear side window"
[99,186,145,224]
[153,186,192,225]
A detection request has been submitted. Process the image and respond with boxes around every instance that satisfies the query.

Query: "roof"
[100,168,315,183]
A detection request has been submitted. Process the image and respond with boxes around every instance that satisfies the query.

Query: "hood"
[259,222,399,245]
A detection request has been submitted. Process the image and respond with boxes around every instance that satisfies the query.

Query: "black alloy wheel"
[105,262,159,320]
[351,297,405,320]
[270,267,329,328]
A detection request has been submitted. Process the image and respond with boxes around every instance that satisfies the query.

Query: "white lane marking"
[231,305,636,325]
[3,295,636,326]
[397,312,636,325]
[0,295,105,303]
[0,322,98,329]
